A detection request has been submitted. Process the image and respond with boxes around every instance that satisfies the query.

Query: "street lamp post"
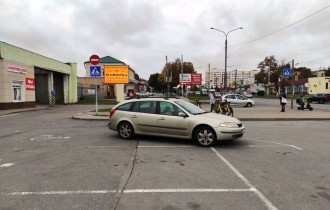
[210,27,243,94]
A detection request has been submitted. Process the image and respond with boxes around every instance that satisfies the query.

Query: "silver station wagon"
[108,98,245,147]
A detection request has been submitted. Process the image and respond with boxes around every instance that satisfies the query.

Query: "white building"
[205,68,257,88]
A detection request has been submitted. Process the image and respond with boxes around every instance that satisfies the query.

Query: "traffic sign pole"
[89,55,100,115]
[95,76,98,115]
[291,59,294,109]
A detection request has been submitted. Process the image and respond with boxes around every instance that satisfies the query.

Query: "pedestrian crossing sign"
[90,66,101,77]
[283,68,291,77]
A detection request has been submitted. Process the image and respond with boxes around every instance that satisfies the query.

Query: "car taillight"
[220,97,222,102]
[110,109,116,118]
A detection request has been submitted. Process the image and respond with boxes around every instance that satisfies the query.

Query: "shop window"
[13,82,22,102]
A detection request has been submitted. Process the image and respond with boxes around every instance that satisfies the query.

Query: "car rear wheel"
[118,122,134,139]
[194,126,216,147]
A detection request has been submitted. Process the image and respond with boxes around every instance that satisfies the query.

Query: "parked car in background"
[108,98,245,146]
[202,89,208,96]
[221,94,255,107]
[215,92,221,98]
[307,93,330,104]
[136,91,147,97]
[243,92,253,98]
[146,91,154,96]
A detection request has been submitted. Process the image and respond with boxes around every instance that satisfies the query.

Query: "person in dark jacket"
[279,90,287,112]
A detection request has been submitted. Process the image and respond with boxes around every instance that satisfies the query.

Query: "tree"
[325,67,330,76]
[257,55,279,84]
[296,67,313,79]
[157,58,196,92]
[135,73,140,81]
[148,73,163,91]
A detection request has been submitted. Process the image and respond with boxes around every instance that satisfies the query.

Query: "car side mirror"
[178,112,187,117]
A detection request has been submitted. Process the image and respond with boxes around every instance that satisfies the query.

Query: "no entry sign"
[89,55,100,65]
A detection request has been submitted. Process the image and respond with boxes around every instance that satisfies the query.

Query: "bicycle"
[194,98,202,108]
[214,99,233,117]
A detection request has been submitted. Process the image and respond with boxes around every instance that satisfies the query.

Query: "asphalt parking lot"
[0,105,330,209]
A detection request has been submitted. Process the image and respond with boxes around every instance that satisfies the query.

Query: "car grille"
[237,123,242,127]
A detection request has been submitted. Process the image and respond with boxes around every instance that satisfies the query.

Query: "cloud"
[1,0,329,80]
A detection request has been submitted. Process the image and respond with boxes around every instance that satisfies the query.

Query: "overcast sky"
[1,0,330,80]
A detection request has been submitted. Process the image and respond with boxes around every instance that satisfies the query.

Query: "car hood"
[192,112,241,126]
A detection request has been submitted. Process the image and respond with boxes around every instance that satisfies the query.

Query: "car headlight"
[219,122,239,128]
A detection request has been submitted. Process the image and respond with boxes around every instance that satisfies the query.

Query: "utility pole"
[166,56,169,95]
[235,69,237,93]
[181,54,183,98]
[224,38,227,94]
[208,63,211,92]
[291,59,294,109]
[268,60,271,95]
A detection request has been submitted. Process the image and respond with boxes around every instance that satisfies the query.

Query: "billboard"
[25,78,35,90]
[179,73,202,85]
[104,65,129,84]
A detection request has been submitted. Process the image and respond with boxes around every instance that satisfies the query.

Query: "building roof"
[84,56,126,65]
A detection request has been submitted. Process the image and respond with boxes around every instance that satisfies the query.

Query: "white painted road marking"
[138,145,195,148]
[30,135,71,141]
[246,138,303,150]
[124,188,253,193]
[211,147,278,210]
[7,190,117,195]
[0,113,19,117]
[0,163,15,168]
[5,188,253,196]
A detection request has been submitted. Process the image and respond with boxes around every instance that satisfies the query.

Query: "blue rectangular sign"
[283,68,291,77]
[90,66,101,77]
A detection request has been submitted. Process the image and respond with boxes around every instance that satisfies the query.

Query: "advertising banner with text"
[179,73,202,85]
[104,65,129,84]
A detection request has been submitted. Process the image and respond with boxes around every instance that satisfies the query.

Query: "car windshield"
[174,100,207,115]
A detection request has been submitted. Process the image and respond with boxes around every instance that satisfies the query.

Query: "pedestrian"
[209,91,215,112]
[279,90,287,112]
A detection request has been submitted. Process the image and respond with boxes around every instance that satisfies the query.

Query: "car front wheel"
[118,122,134,139]
[246,102,252,107]
[194,126,216,147]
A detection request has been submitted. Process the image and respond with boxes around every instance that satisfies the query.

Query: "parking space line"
[79,146,126,148]
[138,146,195,148]
[124,188,253,193]
[6,190,117,195]
[211,147,278,210]
[0,163,15,168]
[0,113,19,117]
[245,138,303,150]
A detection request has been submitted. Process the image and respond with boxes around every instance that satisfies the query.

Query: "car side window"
[132,101,156,114]
[159,101,183,116]
[236,95,246,100]
[117,102,133,111]
[228,95,235,99]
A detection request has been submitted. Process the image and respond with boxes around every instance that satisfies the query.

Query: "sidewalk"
[0,105,49,116]
[72,104,330,121]
[1,102,329,121]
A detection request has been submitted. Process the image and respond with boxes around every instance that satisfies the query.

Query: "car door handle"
[158,117,165,120]
[131,115,137,118]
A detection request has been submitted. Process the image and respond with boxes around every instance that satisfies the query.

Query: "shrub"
[257,90,265,96]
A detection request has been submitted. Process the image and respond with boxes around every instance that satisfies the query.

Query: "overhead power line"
[299,55,330,64]
[230,5,330,47]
